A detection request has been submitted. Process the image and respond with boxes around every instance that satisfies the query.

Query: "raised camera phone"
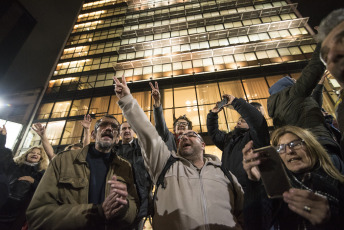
[253,146,292,198]
[217,97,228,110]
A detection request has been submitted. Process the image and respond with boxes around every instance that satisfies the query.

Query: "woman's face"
[26,148,42,163]
[278,133,312,173]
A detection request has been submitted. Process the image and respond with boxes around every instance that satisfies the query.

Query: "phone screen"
[254,146,292,198]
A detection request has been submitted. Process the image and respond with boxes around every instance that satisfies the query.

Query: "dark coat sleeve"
[232,98,270,148]
[153,105,177,152]
[206,111,227,151]
[0,134,6,148]
[311,84,324,108]
[289,44,326,98]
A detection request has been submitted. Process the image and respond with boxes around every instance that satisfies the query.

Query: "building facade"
[25,0,339,156]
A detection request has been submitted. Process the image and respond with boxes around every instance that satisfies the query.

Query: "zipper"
[199,167,210,230]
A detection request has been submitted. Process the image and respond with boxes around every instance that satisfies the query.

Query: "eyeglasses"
[96,121,119,131]
[178,131,203,141]
[176,121,189,126]
[276,139,304,154]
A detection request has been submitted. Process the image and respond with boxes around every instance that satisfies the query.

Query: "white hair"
[317,8,344,42]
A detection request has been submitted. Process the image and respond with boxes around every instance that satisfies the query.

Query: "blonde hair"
[14,146,49,171]
[271,126,344,183]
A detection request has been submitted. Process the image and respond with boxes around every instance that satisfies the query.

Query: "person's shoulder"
[115,154,132,167]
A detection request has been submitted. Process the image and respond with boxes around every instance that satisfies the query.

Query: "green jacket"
[26,144,139,230]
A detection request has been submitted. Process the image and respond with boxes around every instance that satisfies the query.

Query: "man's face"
[174,119,189,135]
[92,117,119,152]
[120,122,134,144]
[321,20,344,87]
[177,130,205,159]
[236,117,249,129]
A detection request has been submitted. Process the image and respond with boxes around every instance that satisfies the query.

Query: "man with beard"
[206,94,270,190]
[27,115,139,230]
[115,122,152,229]
[114,76,244,230]
[149,81,192,152]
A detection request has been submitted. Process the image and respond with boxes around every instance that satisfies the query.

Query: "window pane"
[52,101,72,118]
[242,77,270,99]
[196,82,221,105]
[174,86,197,108]
[46,120,66,146]
[89,96,110,114]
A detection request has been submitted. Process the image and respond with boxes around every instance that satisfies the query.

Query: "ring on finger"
[303,205,311,213]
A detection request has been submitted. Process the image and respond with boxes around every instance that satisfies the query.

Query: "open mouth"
[101,132,114,139]
[288,157,302,163]
[182,143,191,148]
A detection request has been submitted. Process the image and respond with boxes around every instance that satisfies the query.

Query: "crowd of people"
[0,8,344,230]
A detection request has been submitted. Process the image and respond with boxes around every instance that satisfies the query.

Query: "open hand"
[283,188,330,226]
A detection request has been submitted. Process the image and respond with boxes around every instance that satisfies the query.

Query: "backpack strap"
[220,165,237,200]
[153,155,178,203]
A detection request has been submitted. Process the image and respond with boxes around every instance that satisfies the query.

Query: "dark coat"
[207,98,270,189]
[115,138,153,222]
[244,165,344,230]
[0,134,44,230]
[267,44,341,157]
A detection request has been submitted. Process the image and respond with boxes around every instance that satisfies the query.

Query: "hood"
[268,76,295,95]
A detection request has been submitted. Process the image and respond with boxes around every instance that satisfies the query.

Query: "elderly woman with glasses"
[242,125,344,230]
[0,125,49,230]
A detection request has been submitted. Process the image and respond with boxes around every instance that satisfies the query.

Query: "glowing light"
[185,100,191,105]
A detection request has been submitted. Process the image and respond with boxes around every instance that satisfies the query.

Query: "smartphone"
[253,146,292,198]
[217,97,228,110]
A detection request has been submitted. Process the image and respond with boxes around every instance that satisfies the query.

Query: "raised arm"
[311,71,328,108]
[231,97,270,148]
[114,76,171,183]
[150,82,177,151]
[32,123,55,160]
[80,114,92,146]
[290,44,326,97]
[0,125,6,148]
[206,101,230,151]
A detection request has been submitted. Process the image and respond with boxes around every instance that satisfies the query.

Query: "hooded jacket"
[26,144,139,230]
[267,44,341,156]
[119,94,244,230]
[207,98,270,190]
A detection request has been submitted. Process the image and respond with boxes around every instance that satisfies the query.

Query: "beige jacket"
[26,144,139,230]
[119,94,244,230]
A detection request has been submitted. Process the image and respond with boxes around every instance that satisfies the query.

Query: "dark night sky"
[0,0,343,96]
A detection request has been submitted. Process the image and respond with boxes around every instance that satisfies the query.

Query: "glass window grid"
[38,71,337,147]
[78,7,126,23]
[82,0,126,11]
[47,72,114,94]
[124,1,289,26]
[67,28,123,46]
[114,43,315,81]
[72,16,125,34]
[123,9,296,36]
[54,55,117,76]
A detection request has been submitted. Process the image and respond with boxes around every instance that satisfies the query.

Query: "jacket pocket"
[57,177,88,204]
[58,177,87,188]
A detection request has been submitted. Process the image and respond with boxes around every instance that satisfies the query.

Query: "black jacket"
[267,45,341,157]
[244,165,344,230]
[207,98,270,189]
[114,139,152,223]
[0,134,44,229]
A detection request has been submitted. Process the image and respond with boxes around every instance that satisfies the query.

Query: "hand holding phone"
[217,97,228,110]
[253,146,292,198]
